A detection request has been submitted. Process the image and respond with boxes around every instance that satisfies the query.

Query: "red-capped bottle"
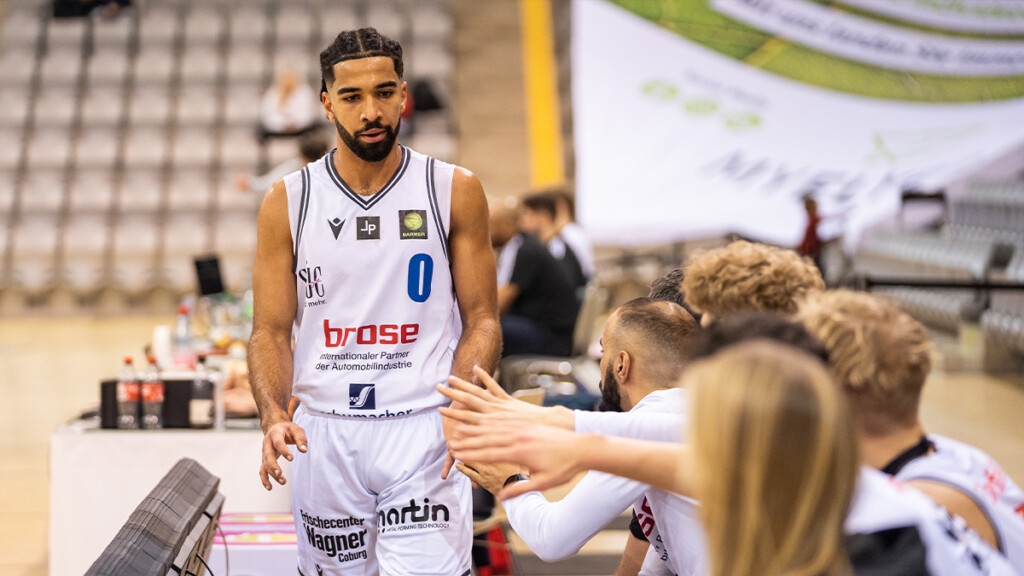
[116,357,139,429]
[140,355,164,429]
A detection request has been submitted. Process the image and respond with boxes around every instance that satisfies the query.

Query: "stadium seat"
[69,168,117,212]
[123,127,169,168]
[80,86,126,126]
[61,214,110,294]
[10,213,60,295]
[20,169,66,214]
[172,128,216,168]
[0,127,23,169]
[166,169,212,211]
[176,86,221,125]
[75,127,120,167]
[111,212,160,295]
[120,168,165,211]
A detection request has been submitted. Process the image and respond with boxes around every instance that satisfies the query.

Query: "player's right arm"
[248,180,306,491]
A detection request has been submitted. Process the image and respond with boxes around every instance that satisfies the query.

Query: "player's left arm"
[445,167,502,439]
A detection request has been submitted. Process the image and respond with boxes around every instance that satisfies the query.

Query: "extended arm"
[450,422,693,498]
[248,181,306,490]
[448,168,502,382]
[444,169,502,445]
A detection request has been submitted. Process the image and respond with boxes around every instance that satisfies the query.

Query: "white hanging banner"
[836,0,1024,35]
[712,0,1024,77]
[572,0,1024,247]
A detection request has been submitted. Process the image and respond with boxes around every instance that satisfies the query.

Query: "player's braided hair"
[320,27,404,94]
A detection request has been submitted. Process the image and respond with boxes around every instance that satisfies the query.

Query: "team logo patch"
[399,210,427,239]
[328,217,345,240]
[356,216,380,240]
[349,383,376,410]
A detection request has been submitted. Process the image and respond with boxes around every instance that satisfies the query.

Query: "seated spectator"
[257,70,319,144]
[648,267,701,323]
[491,203,578,356]
[682,240,824,325]
[519,192,587,293]
[236,131,330,196]
[797,290,1024,569]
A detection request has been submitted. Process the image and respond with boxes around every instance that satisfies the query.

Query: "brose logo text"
[324,320,419,347]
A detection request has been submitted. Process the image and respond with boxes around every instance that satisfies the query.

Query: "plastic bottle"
[190,355,214,429]
[172,304,194,368]
[213,367,226,431]
[140,356,165,429]
[116,357,139,429]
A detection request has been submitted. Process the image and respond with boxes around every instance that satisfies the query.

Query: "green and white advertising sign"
[573,0,1024,246]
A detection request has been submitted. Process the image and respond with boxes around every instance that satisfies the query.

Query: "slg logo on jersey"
[328,217,345,240]
[298,266,325,299]
[356,216,380,240]
[399,210,427,239]
[349,383,375,410]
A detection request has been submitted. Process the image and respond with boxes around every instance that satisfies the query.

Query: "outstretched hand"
[259,420,308,491]
[449,419,598,499]
[437,366,574,429]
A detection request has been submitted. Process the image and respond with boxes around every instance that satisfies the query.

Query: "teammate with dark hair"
[249,27,500,575]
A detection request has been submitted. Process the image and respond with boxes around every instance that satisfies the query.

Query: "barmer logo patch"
[399,210,427,239]
[328,218,345,240]
[349,383,375,410]
[356,216,380,240]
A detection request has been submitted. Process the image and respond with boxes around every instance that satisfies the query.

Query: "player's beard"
[597,363,623,412]
[335,118,401,163]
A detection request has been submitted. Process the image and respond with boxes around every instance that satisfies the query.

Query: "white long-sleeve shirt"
[503,389,704,574]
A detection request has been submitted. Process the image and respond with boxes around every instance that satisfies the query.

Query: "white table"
[50,420,292,576]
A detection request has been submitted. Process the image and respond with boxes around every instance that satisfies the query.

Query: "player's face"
[598,313,624,412]
[322,57,406,162]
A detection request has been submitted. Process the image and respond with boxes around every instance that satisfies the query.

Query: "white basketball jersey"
[896,434,1024,570]
[847,467,1017,576]
[285,146,462,417]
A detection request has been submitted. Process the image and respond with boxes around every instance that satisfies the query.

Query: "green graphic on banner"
[611,0,1024,102]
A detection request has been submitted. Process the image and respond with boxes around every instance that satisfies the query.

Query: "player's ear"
[322,90,334,122]
[616,351,630,383]
[400,80,408,113]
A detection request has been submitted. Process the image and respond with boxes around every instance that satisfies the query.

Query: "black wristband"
[503,473,530,488]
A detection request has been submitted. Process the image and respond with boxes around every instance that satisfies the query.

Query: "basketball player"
[681,240,825,325]
[446,298,697,574]
[248,28,501,575]
[797,290,1024,571]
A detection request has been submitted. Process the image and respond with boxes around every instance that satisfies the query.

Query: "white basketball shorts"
[291,406,472,576]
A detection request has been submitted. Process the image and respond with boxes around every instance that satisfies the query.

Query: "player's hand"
[455,460,524,496]
[450,420,592,499]
[437,366,574,429]
[441,451,456,480]
[259,419,308,491]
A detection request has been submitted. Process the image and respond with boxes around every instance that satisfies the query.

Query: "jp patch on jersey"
[356,216,380,240]
[399,210,428,239]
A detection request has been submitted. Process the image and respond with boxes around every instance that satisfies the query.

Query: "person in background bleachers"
[648,267,701,324]
[256,70,319,144]
[235,131,329,196]
[797,290,1024,570]
[682,240,824,326]
[519,192,587,293]
[797,195,823,272]
[53,0,130,19]
[492,203,578,356]
[550,187,596,280]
